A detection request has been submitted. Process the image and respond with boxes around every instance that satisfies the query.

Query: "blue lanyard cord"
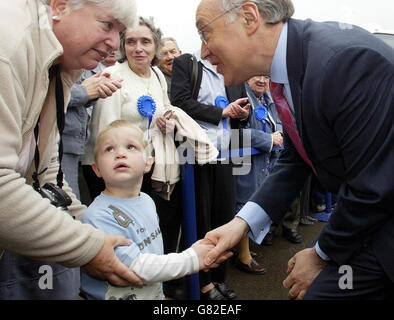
[215,96,229,133]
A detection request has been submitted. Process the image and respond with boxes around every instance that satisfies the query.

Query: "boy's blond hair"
[94,120,149,163]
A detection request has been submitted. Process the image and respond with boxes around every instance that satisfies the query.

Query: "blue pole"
[325,192,332,214]
[181,164,200,300]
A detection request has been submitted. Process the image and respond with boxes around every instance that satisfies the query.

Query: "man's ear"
[240,2,260,36]
[50,0,70,18]
[91,163,102,178]
[144,156,153,174]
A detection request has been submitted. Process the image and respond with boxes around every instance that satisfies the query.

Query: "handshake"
[191,238,234,271]
[84,218,326,300]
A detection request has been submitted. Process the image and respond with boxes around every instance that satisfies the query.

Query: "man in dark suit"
[196,0,393,299]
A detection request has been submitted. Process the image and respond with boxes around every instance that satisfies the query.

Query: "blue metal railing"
[181,163,200,300]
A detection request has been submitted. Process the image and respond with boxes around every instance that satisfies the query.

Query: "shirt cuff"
[236,201,272,244]
[315,242,330,261]
[182,247,200,274]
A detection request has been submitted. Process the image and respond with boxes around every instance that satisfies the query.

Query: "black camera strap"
[32,64,66,190]
[54,64,65,189]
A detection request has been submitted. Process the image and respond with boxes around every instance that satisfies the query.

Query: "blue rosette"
[215,96,229,109]
[215,96,230,132]
[255,105,268,122]
[255,105,268,133]
[137,95,156,128]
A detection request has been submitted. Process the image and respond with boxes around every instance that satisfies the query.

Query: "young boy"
[80,120,228,300]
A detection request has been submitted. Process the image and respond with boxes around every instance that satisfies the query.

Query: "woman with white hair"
[0,0,142,299]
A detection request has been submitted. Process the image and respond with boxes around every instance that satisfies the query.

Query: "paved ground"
[226,221,326,300]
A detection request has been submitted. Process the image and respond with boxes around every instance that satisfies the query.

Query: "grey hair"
[41,0,138,29]
[160,37,180,51]
[118,16,163,65]
[222,0,294,24]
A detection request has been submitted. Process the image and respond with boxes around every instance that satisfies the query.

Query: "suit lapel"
[287,19,304,136]
[286,19,314,160]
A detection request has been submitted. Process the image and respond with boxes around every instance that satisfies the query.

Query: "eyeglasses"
[197,4,242,45]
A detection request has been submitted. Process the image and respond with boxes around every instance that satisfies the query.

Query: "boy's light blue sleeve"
[82,210,140,268]
[236,202,273,244]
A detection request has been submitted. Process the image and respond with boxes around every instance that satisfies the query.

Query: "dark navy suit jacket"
[250,19,394,280]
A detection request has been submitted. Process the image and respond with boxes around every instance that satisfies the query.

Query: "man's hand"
[203,217,249,267]
[192,239,234,270]
[283,247,327,300]
[82,235,143,287]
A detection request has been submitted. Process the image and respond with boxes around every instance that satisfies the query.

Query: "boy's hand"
[191,239,233,270]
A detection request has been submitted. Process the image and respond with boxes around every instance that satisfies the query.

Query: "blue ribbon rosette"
[255,105,268,133]
[255,104,284,151]
[137,95,157,129]
[215,96,229,132]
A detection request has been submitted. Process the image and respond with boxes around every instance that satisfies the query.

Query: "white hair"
[42,0,138,29]
[118,16,163,65]
[160,37,180,51]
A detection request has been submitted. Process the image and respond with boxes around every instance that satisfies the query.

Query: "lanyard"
[32,65,65,191]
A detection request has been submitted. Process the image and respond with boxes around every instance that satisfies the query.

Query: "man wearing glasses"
[198,0,394,300]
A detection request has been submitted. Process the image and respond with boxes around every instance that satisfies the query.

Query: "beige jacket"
[151,106,219,200]
[0,0,104,267]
